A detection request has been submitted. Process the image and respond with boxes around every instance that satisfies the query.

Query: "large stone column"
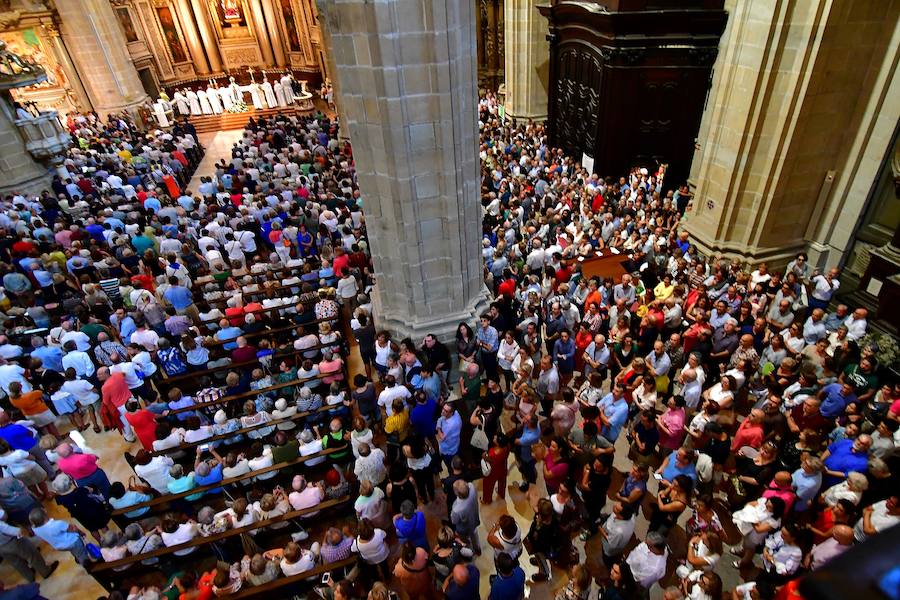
[685,0,900,266]
[55,0,148,116]
[317,0,488,341]
[248,0,276,66]
[503,0,549,120]
[261,0,287,67]
[174,0,211,74]
[313,0,347,131]
[189,0,223,72]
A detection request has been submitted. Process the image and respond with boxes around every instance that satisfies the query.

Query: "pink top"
[58,453,99,480]
[657,408,686,450]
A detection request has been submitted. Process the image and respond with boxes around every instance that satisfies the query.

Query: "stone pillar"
[189,0,223,72]
[174,0,211,74]
[55,0,148,116]
[685,0,900,266]
[248,0,276,66]
[503,0,549,120]
[0,97,50,196]
[261,0,287,67]
[43,22,93,112]
[317,0,488,341]
[314,0,347,130]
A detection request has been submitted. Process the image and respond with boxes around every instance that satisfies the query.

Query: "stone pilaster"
[314,0,347,133]
[55,0,149,117]
[685,0,900,266]
[503,0,549,120]
[317,0,488,342]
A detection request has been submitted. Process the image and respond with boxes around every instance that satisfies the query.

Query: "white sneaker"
[292,528,309,542]
[310,541,321,557]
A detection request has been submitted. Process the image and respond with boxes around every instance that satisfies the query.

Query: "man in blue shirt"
[436,403,462,469]
[489,552,525,600]
[193,448,225,496]
[819,381,857,419]
[445,563,480,600]
[477,314,500,380]
[822,435,872,489]
[597,384,628,442]
[30,337,63,372]
[215,322,243,351]
[409,391,437,439]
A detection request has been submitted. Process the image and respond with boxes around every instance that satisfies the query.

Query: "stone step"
[185,105,312,133]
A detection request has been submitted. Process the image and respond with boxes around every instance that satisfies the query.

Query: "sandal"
[93,426,101,433]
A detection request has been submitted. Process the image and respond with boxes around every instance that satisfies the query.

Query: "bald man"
[443,562,480,600]
[807,524,853,569]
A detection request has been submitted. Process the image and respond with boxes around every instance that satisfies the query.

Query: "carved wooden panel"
[476,0,502,90]
[553,44,601,158]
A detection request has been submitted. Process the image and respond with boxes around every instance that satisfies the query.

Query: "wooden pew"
[115,447,343,521]
[148,401,342,459]
[164,367,346,418]
[228,557,357,599]
[156,339,342,393]
[91,498,352,590]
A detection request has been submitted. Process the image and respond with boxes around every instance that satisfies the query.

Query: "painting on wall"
[156,6,188,63]
[279,0,302,52]
[115,7,140,43]
[214,0,248,28]
[0,29,67,89]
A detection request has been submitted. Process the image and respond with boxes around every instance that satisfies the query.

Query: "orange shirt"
[11,390,50,416]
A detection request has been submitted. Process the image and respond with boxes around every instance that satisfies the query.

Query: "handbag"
[471,421,490,451]
[481,456,492,477]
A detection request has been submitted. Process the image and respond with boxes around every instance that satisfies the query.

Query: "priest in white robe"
[228,77,243,105]
[280,74,295,104]
[274,81,287,107]
[186,88,202,115]
[172,90,190,116]
[249,82,265,109]
[196,89,213,115]
[219,85,234,111]
[153,100,171,126]
[207,83,223,114]
[262,78,277,107]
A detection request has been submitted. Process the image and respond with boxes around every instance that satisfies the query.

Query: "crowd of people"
[0,89,896,600]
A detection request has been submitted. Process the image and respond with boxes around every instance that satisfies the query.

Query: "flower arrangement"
[860,331,900,370]
[226,102,249,114]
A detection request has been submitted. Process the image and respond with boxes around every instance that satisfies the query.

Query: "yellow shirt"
[117,149,133,163]
[654,282,674,301]
[384,410,409,442]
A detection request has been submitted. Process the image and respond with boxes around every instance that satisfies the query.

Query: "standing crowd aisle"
[0,95,896,600]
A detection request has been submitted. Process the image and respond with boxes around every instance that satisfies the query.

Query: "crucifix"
[247,66,256,83]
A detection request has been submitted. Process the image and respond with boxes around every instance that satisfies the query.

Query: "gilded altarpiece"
[476,0,503,91]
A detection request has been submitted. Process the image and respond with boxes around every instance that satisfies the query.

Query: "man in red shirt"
[731,408,765,452]
[497,270,517,299]
[231,336,257,363]
[124,400,159,451]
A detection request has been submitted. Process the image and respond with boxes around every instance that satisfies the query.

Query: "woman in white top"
[160,516,199,556]
[216,497,257,530]
[350,416,373,458]
[497,331,520,390]
[780,322,806,356]
[351,519,390,579]
[247,443,276,480]
[731,497,785,569]
[676,531,723,580]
